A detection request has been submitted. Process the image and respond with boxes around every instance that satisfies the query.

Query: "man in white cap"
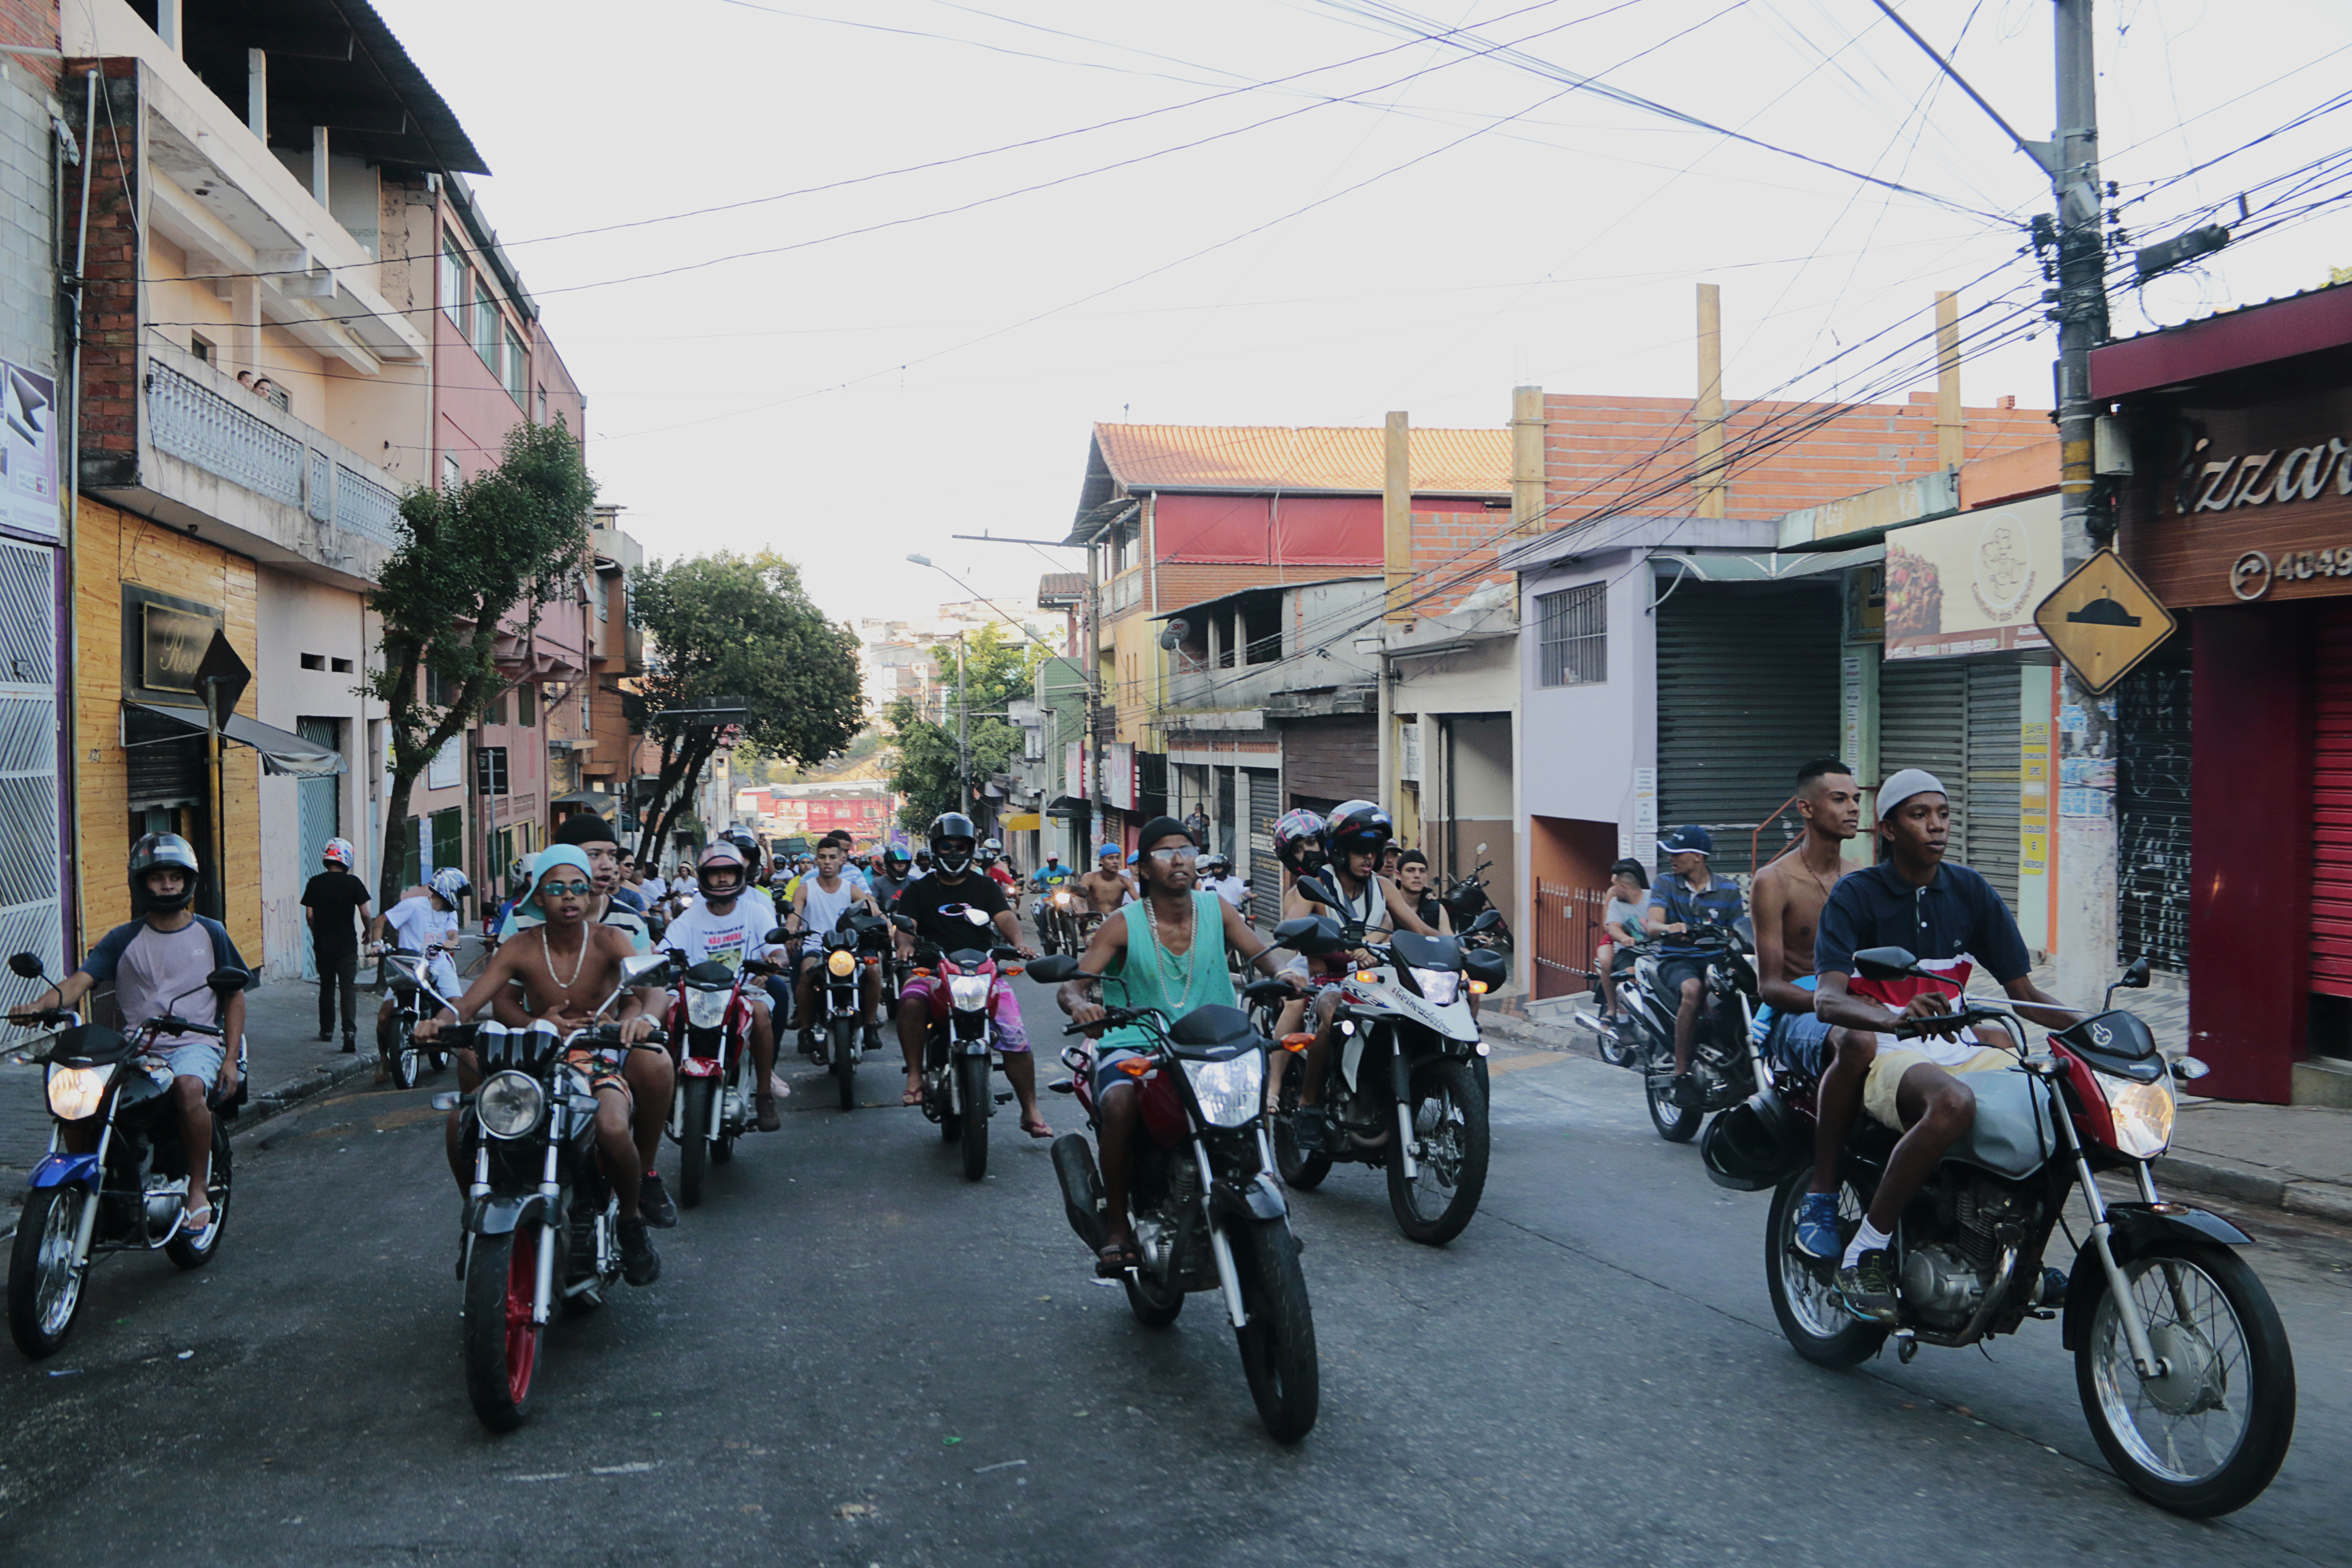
[1807,768,2076,1324]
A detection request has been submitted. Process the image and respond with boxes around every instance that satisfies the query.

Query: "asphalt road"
[1,968,2344,1567]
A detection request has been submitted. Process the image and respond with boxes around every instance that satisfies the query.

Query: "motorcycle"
[892,906,1022,1182]
[1706,947,2297,1516]
[374,943,456,1090]
[5,951,248,1359]
[1439,845,1511,948]
[1589,920,1764,1143]
[809,912,890,1111]
[429,951,669,1431]
[1029,953,1319,1442]
[1260,876,1510,1246]
[664,935,787,1207]
[1035,884,1084,956]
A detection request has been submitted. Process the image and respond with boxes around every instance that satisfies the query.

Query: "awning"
[551,790,615,809]
[122,701,346,778]
[1001,812,1042,832]
[1045,794,1092,819]
[1651,544,1884,583]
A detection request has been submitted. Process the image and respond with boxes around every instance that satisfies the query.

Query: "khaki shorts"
[1862,1044,2014,1131]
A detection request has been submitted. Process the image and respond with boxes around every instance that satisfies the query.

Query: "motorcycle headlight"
[687,986,732,1030]
[827,949,857,978]
[45,1063,113,1121]
[948,974,992,1012]
[1180,1052,1265,1128]
[1409,967,1462,1006]
[2099,1071,2175,1159]
[478,1070,547,1139]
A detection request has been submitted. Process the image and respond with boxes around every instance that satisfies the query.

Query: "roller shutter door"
[1280,716,1376,806]
[1247,768,1281,927]
[2311,616,2352,995]
[1965,669,2021,906]
[1878,660,2021,911]
[1655,581,1841,877]
[2117,650,2192,975]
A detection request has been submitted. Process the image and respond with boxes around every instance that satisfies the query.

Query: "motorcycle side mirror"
[1851,946,1920,982]
[2120,956,2152,990]
[620,953,670,986]
[766,927,793,944]
[1027,955,1080,983]
[964,906,992,926]
[8,951,46,979]
[1475,842,1488,855]
[2171,1055,2210,1082]
[889,914,916,933]
[1295,877,1336,908]
[1469,909,1502,933]
[206,964,249,993]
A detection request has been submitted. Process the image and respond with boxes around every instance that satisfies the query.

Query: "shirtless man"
[416,847,667,1283]
[1749,758,1862,1145]
[1073,844,1136,946]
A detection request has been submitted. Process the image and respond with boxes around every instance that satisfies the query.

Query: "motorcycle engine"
[1899,1243,1988,1330]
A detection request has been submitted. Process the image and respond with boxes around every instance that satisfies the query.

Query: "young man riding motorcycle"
[869,845,915,909]
[1287,800,1437,1154]
[1645,824,1747,1108]
[1075,845,1136,924]
[368,867,470,1085]
[789,839,885,1057]
[416,847,667,1284]
[8,835,248,1238]
[1057,815,1300,1275]
[892,812,1048,1137]
[1808,768,2076,1323]
[665,842,790,1131]
[1747,760,1859,1213]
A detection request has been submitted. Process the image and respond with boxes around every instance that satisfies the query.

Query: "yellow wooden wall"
[73,497,264,960]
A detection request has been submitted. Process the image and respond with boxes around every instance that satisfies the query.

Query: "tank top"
[1338,872,1392,935]
[800,874,858,938]
[1102,892,1232,1050]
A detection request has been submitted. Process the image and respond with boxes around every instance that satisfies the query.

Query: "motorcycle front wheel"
[164,1121,232,1270]
[676,1078,714,1208]
[1266,1047,1331,1190]
[1230,1218,1318,1442]
[462,1226,542,1432]
[1385,1055,1489,1246]
[956,1055,991,1181]
[7,1185,89,1358]
[1764,1170,1885,1368]
[831,1015,858,1111]
[2076,1239,2296,1517]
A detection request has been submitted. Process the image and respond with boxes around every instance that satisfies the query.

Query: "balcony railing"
[147,358,407,551]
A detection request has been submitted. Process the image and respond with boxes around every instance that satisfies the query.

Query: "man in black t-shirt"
[303,837,374,1049]
[892,813,1047,1136]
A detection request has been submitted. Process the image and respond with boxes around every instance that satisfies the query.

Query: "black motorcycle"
[6,952,248,1359]
[891,907,1021,1181]
[1031,953,1319,1442]
[810,912,889,1111]
[374,943,455,1090]
[1602,919,1764,1143]
[1439,846,1511,948]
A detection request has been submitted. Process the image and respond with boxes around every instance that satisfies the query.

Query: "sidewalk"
[1492,984,2352,1223]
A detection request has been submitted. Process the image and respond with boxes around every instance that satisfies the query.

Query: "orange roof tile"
[1093,423,1510,497]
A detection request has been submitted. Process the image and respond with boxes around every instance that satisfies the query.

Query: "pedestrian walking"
[303,838,373,1050]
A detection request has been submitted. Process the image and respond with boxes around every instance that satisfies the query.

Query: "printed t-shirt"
[897,872,1009,952]
[1813,859,2030,1067]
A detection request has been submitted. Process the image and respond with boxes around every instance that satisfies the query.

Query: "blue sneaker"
[1792,1191,1841,1262]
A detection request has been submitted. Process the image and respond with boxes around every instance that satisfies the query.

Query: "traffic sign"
[474,745,509,796]
[194,630,250,729]
[2031,548,2177,695]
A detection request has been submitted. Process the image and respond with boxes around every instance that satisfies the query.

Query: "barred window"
[1538,582,1606,687]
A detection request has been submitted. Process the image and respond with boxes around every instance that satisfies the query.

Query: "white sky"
[375,0,2352,624]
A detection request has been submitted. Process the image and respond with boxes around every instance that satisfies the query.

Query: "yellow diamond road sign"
[2032,548,2176,695]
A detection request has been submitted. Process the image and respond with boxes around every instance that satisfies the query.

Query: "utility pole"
[2048,0,2115,1003]
[956,629,969,813]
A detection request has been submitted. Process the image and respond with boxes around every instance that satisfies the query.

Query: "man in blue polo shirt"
[1809,769,2076,1323]
[1645,825,1746,1108]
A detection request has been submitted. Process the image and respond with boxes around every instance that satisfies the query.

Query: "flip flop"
[179,1204,213,1240]
[1094,1241,1139,1277]
[901,1084,924,1107]
[1022,1116,1053,1140]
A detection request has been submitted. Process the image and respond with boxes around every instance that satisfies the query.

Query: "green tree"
[886,624,1041,830]
[363,420,594,909]
[629,551,862,863]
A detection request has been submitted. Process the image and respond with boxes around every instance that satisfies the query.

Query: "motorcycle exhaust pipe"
[1050,1134,1109,1253]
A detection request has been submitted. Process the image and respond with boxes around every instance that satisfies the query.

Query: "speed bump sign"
[2032,548,2176,695]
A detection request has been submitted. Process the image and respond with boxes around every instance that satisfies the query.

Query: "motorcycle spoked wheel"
[831,1014,858,1111]
[2075,1240,2297,1517]
[676,1077,715,1208]
[1265,1043,1331,1190]
[1595,1012,1638,1068]
[462,1226,543,1432]
[1229,1218,1319,1443]
[389,1018,422,1091]
[1764,1169,1886,1367]
[1385,1055,1489,1246]
[1644,1052,1701,1142]
[164,1121,232,1270]
[957,1054,991,1182]
[7,1184,91,1358]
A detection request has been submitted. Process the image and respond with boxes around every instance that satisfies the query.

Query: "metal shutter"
[1280,716,1376,804]
[1247,768,1280,927]
[1879,660,2020,910]
[1655,581,1842,878]
[2117,651,2191,975]
[2311,617,2352,995]
[1964,666,2021,910]
[0,540,61,990]
[1880,660,1968,860]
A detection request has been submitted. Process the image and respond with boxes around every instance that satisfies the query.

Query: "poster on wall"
[1106,742,1136,812]
[0,359,56,542]
[1883,496,2060,660]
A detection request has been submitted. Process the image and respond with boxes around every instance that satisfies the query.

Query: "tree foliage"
[886,624,1041,830]
[363,419,594,908]
[628,551,862,862]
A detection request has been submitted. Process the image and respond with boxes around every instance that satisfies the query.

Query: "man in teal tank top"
[1058,816,1302,1277]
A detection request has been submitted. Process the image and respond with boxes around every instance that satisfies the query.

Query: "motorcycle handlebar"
[147,1016,222,1038]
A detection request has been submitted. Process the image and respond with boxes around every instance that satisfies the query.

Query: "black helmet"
[883,845,911,870]
[1326,800,1393,859]
[928,812,978,876]
[722,827,763,869]
[129,833,201,913]
[1699,1085,1810,1192]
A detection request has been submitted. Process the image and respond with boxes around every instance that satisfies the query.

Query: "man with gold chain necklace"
[1058,816,1300,1277]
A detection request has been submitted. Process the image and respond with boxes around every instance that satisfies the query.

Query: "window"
[536,386,548,424]
[331,656,353,674]
[442,453,462,492]
[299,652,325,671]
[190,334,213,363]
[472,279,500,375]
[517,684,537,727]
[1538,582,1607,687]
[441,233,467,328]
[486,689,508,726]
[503,326,527,401]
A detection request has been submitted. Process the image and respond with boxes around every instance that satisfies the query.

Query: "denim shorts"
[144,1040,226,1088]
[1766,1011,1832,1077]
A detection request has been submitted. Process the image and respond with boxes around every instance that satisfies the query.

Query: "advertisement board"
[0,360,57,542]
[1883,495,2060,660]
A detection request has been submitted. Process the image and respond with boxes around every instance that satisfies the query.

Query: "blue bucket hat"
[521,845,597,922]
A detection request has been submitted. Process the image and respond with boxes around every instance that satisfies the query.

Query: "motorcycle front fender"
[1210,1170,1288,1223]
[27,1151,100,1190]
[466,1192,550,1237]
[2059,1200,2252,1352]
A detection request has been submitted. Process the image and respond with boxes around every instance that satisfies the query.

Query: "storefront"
[2095,282,2352,1104]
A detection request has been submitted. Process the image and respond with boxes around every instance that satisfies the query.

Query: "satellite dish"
[1158,618,1189,650]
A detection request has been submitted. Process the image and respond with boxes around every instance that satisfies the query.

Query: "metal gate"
[1879,660,2021,910]
[1655,580,1841,879]
[0,539,61,992]
[1247,768,1280,927]
[1533,879,1607,1002]
[2117,650,2191,975]
[2312,616,2352,995]
[294,718,342,980]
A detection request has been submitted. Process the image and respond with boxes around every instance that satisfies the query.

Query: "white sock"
[1841,1219,1891,1271]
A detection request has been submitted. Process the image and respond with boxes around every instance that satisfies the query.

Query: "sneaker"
[2036,1266,2070,1310]
[637,1171,679,1230]
[1792,1192,1842,1262]
[619,1217,661,1286]
[756,1096,781,1133]
[1292,1105,1329,1153]
[318,1030,334,1044]
[799,1029,820,1058]
[1835,1248,1899,1325]
[1668,1073,1704,1108]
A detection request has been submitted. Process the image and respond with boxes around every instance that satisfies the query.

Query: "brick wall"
[68,62,137,480]
[1407,511,1514,616]
[74,496,264,961]
[0,1,58,89]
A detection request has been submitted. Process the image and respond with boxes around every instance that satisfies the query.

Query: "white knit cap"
[1877,768,1948,817]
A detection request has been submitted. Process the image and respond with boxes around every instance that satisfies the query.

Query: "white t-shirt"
[1204,875,1250,910]
[637,876,667,903]
[679,885,780,942]
[385,893,459,952]
[662,897,780,971]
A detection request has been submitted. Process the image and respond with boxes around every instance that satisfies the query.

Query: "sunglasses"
[1145,846,1200,864]
[538,880,594,898]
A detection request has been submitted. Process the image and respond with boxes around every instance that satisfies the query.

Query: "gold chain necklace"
[541,924,588,992]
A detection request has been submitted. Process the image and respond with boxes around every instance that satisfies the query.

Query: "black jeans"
[317,947,360,1038]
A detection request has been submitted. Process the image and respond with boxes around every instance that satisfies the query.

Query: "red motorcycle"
[662,934,785,1207]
